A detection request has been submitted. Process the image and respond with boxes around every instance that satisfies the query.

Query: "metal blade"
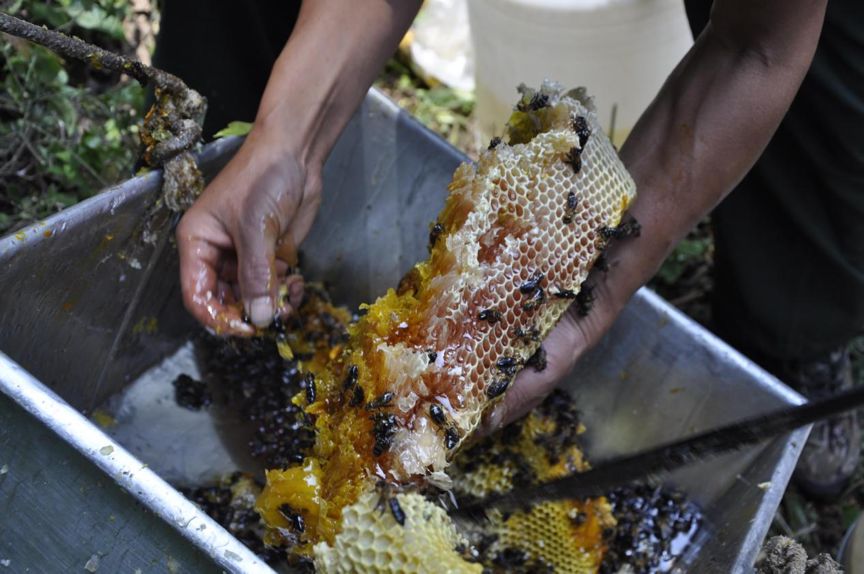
[460,384,864,514]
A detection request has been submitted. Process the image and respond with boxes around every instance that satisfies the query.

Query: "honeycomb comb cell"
[257,83,636,568]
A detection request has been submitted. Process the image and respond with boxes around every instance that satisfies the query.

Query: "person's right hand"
[176,123,322,336]
[171,0,422,336]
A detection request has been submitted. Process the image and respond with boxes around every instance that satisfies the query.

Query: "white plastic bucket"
[468,0,693,146]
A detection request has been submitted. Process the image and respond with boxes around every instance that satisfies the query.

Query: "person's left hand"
[480,262,635,433]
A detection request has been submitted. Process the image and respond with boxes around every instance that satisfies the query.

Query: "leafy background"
[0,0,145,234]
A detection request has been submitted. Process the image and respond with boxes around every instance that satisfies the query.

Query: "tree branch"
[0,11,185,93]
[0,10,208,224]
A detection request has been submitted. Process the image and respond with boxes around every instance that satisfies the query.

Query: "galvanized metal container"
[0,89,806,573]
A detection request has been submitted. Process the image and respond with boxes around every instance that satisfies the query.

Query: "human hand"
[481,283,618,432]
[172,0,421,335]
[176,125,321,335]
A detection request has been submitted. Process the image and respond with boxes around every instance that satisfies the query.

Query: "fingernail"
[289,281,304,304]
[247,297,273,328]
[484,403,507,434]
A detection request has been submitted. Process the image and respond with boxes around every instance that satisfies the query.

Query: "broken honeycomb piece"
[258,82,636,554]
[449,390,615,572]
[314,491,481,573]
[484,499,612,573]
[312,391,616,573]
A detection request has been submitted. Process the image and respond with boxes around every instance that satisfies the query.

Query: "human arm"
[490,0,829,428]
[176,0,421,333]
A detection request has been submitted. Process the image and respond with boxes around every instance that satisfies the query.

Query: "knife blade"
[456,383,864,514]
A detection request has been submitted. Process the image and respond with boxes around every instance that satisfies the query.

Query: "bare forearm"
[604,0,827,312]
[254,0,421,169]
[176,1,420,332]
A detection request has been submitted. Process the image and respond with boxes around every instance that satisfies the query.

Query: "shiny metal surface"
[568,290,808,572]
[0,136,242,413]
[0,352,265,573]
[0,89,806,572]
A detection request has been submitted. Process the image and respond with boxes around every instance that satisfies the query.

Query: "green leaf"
[655,237,710,285]
[213,121,253,139]
[82,132,102,149]
[30,47,65,84]
[0,212,12,234]
[72,7,125,40]
[28,3,69,28]
[842,503,860,530]
[49,191,78,209]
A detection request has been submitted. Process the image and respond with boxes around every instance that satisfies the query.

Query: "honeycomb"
[449,391,615,573]
[314,491,482,573]
[257,82,637,564]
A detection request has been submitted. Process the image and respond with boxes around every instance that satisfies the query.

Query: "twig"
[0,12,185,94]
[772,510,795,537]
[0,138,27,178]
[0,10,208,224]
[792,523,818,540]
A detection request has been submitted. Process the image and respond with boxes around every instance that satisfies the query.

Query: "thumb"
[236,213,279,328]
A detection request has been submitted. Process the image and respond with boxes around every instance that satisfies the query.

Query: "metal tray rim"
[0,352,275,574]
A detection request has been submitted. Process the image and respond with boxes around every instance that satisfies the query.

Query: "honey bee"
[525,346,547,372]
[304,373,316,404]
[519,271,544,294]
[478,308,502,323]
[486,378,511,399]
[522,288,546,311]
[366,392,394,410]
[372,413,398,456]
[572,115,591,148]
[594,252,609,272]
[517,92,550,112]
[519,271,547,311]
[388,497,406,526]
[342,364,359,391]
[429,403,447,426]
[496,356,519,377]
[428,222,445,251]
[563,190,579,224]
[575,284,596,316]
[600,217,641,240]
[552,287,577,300]
[349,385,365,407]
[278,504,306,533]
[375,481,406,526]
[565,147,582,174]
[444,427,460,450]
[513,325,541,343]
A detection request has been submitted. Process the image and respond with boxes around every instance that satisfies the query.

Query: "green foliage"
[214,121,253,139]
[654,235,713,286]
[0,0,145,235]
[7,0,128,39]
[375,58,475,151]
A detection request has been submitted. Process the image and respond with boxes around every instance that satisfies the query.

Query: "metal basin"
[0,89,806,573]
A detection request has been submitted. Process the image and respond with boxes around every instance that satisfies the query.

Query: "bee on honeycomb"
[255,82,638,572]
[188,286,699,572]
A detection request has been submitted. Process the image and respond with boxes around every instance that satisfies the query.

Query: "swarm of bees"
[185,303,701,573]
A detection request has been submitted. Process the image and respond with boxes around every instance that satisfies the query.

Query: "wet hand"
[176,125,321,335]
